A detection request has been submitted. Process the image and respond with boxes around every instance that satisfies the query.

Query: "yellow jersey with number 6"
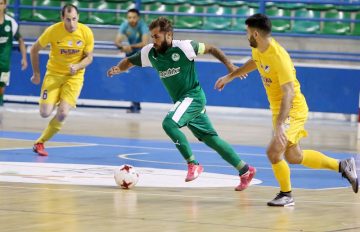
[252,38,308,115]
[38,22,94,75]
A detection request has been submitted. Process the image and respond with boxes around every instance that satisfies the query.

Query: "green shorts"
[165,95,218,140]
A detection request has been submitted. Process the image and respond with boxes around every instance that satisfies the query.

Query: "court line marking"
[0,137,347,171]
[118,153,337,171]
[0,184,358,205]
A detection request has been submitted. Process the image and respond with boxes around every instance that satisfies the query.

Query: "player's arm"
[30,40,45,85]
[17,37,27,70]
[203,43,236,73]
[114,33,126,49]
[107,57,134,77]
[214,59,257,91]
[70,51,93,75]
[275,81,295,146]
[130,34,149,49]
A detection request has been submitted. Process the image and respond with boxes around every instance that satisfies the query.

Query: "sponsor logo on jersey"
[4,25,11,32]
[171,53,180,61]
[68,40,73,46]
[0,36,8,43]
[159,67,180,79]
[60,49,80,55]
[261,75,272,87]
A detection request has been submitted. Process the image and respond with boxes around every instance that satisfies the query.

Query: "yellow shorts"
[272,109,308,145]
[39,70,84,107]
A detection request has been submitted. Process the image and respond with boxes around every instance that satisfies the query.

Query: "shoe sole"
[267,202,295,207]
[33,147,48,156]
[353,178,359,193]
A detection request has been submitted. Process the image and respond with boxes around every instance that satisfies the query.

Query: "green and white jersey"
[128,40,206,103]
[0,14,21,71]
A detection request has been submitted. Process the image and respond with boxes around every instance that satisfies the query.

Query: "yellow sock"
[301,150,339,171]
[36,117,63,143]
[272,160,291,192]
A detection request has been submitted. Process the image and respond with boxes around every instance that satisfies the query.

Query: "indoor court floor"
[0,103,359,232]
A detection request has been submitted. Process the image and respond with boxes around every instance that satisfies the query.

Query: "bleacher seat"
[218,1,245,7]
[266,8,291,32]
[291,9,320,34]
[19,0,33,21]
[145,2,174,25]
[232,6,257,31]
[203,5,232,30]
[351,12,360,35]
[161,0,187,5]
[306,4,334,11]
[191,0,216,6]
[275,3,305,10]
[321,10,351,35]
[86,1,117,25]
[174,4,203,29]
[32,0,62,22]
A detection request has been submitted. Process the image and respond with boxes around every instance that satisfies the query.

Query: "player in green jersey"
[107,17,256,191]
[0,0,27,106]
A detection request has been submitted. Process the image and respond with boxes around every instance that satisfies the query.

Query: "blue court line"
[0,130,356,190]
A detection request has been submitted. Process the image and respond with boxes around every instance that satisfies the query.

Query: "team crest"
[171,53,180,61]
[76,40,83,46]
[4,25,10,32]
[264,65,270,73]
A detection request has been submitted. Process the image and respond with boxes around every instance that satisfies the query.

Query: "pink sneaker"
[235,166,256,191]
[185,163,203,182]
[33,143,48,156]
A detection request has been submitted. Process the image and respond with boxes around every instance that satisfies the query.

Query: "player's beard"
[156,40,171,54]
[248,35,257,48]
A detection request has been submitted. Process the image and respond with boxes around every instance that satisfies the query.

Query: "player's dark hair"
[127,8,140,16]
[245,13,272,34]
[61,3,79,17]
[149,17,173,33]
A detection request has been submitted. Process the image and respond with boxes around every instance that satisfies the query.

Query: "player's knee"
[39,109,52,118]
[284,153,302,164]
[266,148,283,164]
[162,117,178,134]
[56,109,69,122]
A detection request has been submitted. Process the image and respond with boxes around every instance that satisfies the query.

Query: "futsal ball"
[114,164,139,189]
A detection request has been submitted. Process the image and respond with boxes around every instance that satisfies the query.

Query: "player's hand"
[30,74,41,85]
[122,45,132,53]
[70,64,79,75]
[21,58,28,70]
[274,123,287,148]
[214,75,230,91]
[107,66,122,77]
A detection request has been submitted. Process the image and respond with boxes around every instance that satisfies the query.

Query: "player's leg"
[0,84,5,106]
[286,144,358,193]
[266,136,294,207]
[267,114,295,207]
[188,113,256,191]
[0,71,10,106]
[162,98,203,182]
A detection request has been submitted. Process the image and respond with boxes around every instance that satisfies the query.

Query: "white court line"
[118,153,331,171]
[0,184,358,206]
[1,137,336,171]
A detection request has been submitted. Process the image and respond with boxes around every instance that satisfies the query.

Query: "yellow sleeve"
[83,26,94,54]
[274,53,295,85]
[38,26,52,48]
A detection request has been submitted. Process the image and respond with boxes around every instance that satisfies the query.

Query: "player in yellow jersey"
[29,4,94,156]
[214,13,358,206]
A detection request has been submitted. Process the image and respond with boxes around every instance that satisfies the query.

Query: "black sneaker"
[339,158,359,193]
[267,192,295,207]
